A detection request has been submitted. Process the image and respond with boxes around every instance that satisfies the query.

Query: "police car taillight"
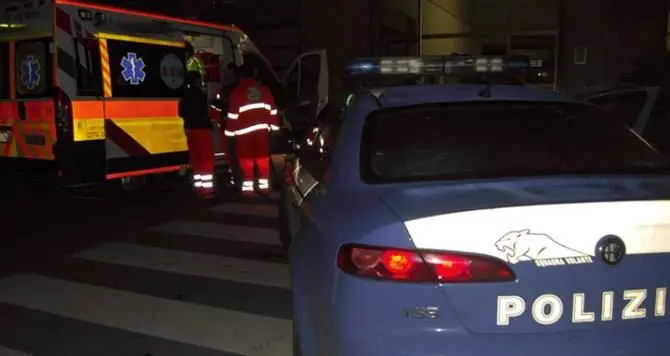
[337,244,516,283]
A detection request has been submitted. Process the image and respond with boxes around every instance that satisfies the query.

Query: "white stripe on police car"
[496,288,667,326]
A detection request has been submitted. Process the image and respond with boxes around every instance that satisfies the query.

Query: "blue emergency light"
[344,55,530,76]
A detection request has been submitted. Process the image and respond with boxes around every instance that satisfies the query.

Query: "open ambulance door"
[584,86,660,134]
[281,50,328,146]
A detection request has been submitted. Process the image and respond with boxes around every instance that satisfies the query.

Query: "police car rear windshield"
[360,102,669,184]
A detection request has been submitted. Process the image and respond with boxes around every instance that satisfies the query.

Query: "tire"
[112,175,151,203]
[278,188,292,252]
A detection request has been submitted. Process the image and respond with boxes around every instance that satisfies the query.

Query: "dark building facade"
[103,0,668,96]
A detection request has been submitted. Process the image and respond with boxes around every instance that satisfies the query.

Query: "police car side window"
[642,103,670,155]
[589,91,648,128]
[0,43,9,99]
[15,37,54,98]
[106,40,186,98]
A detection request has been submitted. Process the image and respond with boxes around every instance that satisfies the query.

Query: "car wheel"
[278,188,292,252]
[292,319,302,356]
[112,175,151,203]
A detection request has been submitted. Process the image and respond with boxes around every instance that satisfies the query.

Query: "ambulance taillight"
[54,88,73,139]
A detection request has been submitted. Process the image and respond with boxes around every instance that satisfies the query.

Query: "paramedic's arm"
[226,89,241,120]
[267,91,280,131]
[223,89,242,137]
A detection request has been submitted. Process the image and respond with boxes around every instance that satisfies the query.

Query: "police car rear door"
[585,86,660,134]
[282,50,328,130]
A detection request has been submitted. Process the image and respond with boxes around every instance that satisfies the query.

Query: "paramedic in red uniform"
[225,64,279,197]
[179,71,215,198]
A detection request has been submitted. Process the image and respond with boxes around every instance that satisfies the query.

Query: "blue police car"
[279,56,670,356]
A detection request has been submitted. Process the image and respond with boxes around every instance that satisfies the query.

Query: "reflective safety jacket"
[225,78,279,137]
[186,56,206,86]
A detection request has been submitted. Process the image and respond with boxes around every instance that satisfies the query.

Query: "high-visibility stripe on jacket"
[224,78,279,137]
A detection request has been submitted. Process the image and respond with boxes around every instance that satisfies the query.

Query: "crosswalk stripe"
[0,274,292,355]
[151,220,281,246]
[210,203,279,217]
[73,242,290,289]
[0,347,34,356]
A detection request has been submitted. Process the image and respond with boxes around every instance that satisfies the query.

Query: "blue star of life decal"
[20,55,41,90]
[120,52,146,85]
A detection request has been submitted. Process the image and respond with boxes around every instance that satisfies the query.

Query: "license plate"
[0,131,10,143]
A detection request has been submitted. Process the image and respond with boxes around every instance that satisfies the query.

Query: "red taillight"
[54,88,73,136]
[338,244,516,283]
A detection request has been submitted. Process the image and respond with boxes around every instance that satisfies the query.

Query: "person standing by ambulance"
[179,71,215,198]
[185,41,206,88]
[225,64,280,197]
[216,62,243,189]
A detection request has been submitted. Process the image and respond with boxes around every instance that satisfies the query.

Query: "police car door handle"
[299,100,311,106]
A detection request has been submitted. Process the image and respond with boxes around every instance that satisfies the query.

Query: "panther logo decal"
[495,229,588,264]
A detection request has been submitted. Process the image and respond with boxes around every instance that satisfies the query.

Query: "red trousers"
[185,128,215,196]
[235,131,270,194]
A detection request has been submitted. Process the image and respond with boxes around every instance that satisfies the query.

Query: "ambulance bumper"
[334,322,670,356]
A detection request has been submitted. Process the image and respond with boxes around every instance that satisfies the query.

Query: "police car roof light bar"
[344,55,529,77]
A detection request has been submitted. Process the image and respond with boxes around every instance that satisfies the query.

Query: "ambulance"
[0,0,328,193]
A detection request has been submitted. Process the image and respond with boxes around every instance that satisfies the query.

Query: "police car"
[280,55,670,356]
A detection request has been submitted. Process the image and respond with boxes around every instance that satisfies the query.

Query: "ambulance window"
[15,38,53,98]
[75,38,103,96]
[106,40,186,98]
[0,43,9,99]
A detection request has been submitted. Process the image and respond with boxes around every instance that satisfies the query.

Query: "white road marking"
[150,220,280,246]
[0,347,35,356]
[0,274,292,355]
[210,203,279,217]
[73,243,290,289]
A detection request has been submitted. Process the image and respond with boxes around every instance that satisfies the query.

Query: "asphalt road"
[0,180,291,356]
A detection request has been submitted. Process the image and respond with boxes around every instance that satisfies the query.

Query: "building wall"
[558,0,668,94]
[421,0,472,54]
[174,0,667,96]
[421,0,559,55]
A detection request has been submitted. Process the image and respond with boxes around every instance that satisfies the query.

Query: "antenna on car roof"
[477,76,492,98]
[368,88,384,107]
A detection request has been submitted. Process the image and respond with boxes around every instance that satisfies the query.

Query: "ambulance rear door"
[0,2,58,164]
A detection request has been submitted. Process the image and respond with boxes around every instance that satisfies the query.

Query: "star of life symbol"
[20,55,41,90]
[120,52,146,85]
